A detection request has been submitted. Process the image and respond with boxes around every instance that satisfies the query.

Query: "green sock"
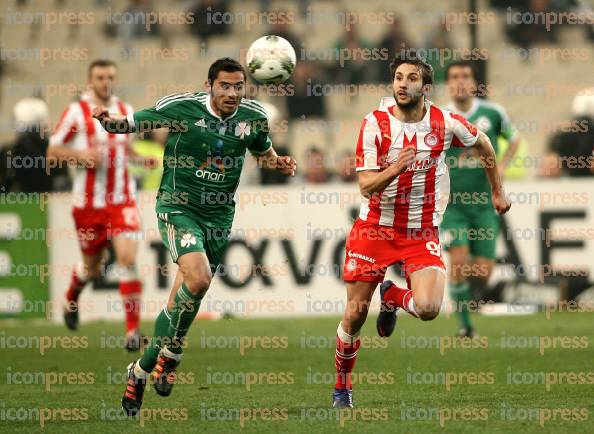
[139,307,171,372]
[166,283,203,354]
[450,281,472,330]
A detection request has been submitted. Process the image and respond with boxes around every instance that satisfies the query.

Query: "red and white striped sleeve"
[355,113,381,172]
[49,103,81,147]
[449,112,479,148]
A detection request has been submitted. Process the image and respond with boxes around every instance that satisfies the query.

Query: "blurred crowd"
[1,0,593,193]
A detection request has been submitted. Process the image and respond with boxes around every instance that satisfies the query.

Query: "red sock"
[120,280,142,333]
[65,269,88,304]
[335,323,361,390]
[383,282,419,318]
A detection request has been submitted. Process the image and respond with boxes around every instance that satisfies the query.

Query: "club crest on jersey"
[424,132,439,147]
[235,121,251,139]
[195,118,207,128]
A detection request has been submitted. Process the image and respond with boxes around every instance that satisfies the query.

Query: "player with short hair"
[93,57,297,416]
[47,59,149,351]
[442,61,520,338]
[332,51,511,407]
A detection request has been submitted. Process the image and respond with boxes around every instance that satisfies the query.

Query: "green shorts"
[440,204,499,259]
[157,210,231,271]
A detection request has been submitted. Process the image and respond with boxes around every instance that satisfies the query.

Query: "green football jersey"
[446,98,517,204]
[131,91,272,226]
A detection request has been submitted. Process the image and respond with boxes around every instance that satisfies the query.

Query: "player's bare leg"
[63,252,103,330]
[112,235,145,351]
[333,280,377,408]
[123,252,211,416]
[376,266,446,339]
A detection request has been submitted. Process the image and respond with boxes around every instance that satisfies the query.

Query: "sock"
[139,307,172,372]
[450,281,472,330]
[166,283,203,354]
[382,283,419,318]
[160,346,182,361]
[120,280,142,333]
[133,358,150,380]
[334,323,361,390]
[65,267,88,304]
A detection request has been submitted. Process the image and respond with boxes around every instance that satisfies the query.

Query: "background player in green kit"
[442,61,520,338]
[93,58,297,416]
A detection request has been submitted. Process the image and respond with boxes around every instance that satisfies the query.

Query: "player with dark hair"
[93,57,297,416]
[442,61,520,338]
[332,51,511,407]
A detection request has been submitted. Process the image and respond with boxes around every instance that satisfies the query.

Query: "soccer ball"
[246,35,296,84]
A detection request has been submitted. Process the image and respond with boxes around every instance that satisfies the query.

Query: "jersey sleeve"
[248,120,273,155]
[449,112,480,148]
[495,105,518,142]
[49,103,81,147]
[355,113,380,171]
[128,93,193,132]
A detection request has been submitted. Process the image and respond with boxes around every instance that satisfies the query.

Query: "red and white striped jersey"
[355,97,479,229]
[50,92,135,209]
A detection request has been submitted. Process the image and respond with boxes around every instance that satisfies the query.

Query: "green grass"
[0,312,592,433]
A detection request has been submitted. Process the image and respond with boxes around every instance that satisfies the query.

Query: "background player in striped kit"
[332,51,511,408]
[47,60,155,351]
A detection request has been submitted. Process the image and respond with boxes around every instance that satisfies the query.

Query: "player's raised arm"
[353,114,414,198]
[358,148,415,198]
[473,131,511,215]
[249,120,296,176]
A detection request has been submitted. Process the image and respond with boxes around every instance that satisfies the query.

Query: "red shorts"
[343,219,445,284]
[72,204,141,256]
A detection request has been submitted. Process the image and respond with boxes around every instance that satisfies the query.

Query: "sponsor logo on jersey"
[235,121,251,139]
[347,250,376,263]
[196,139,226,182]
[195,118,207,128]
[406,156,439,171]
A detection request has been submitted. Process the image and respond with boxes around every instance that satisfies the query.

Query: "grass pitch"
[0,311,592,433]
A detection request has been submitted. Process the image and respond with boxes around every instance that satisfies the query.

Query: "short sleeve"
[130,93,193,132]
[355,114,380,171]
[450,112,480,148]
[496,105,518,142]
[248,121,273,155]
[49,103,81,147]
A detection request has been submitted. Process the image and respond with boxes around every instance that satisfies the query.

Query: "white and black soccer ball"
[246,35,296,84]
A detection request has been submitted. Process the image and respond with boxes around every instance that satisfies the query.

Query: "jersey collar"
[205,93,238,121]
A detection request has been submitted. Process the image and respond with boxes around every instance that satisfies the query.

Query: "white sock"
[161,346,183,361]
[405,294,419,318]
[337,322,360,344]
[133,359,150,380]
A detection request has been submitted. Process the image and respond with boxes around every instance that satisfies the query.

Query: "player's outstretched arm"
[92,105,134,133]
[253,147,297,176]
[357,146,415,199]
[474,131,512,215]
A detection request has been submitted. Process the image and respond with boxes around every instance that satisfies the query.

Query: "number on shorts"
[122,207,139,227]
[426,240,441,257]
